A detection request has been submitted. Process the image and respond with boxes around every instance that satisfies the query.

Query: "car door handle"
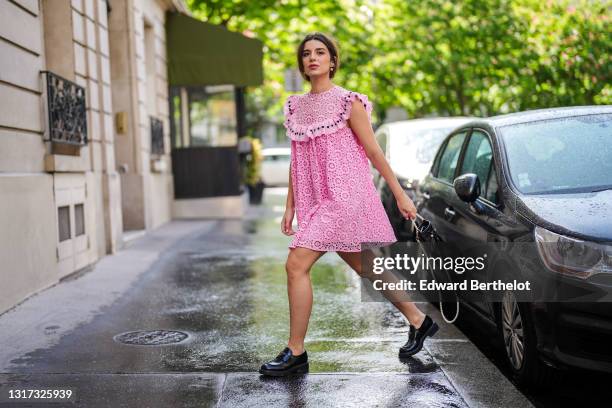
[444,207,455,220]
[422,191,431,200]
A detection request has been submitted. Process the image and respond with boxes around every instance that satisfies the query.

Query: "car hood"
[518,189,612,241]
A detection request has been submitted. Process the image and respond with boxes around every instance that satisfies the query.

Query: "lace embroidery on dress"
[281,84,397,252]
[283,85,373,142]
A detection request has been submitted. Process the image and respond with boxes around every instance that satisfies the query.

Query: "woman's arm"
[348,99,417,220]
[282,160,296,235]
[286,160,295,211]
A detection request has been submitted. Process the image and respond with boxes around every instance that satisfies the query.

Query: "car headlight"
[534,226,612,279]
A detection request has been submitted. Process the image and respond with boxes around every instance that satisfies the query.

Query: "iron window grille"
[150,116,164,155]
[42,71,88,146]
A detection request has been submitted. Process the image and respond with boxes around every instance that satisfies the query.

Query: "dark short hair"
[297,32,340,81]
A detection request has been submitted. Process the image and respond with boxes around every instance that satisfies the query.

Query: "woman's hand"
[281,206,296,235]
[397,193,417,221]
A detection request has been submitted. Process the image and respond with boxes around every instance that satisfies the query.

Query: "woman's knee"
[285,256,309,280]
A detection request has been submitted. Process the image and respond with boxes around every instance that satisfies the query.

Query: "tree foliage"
[187,0,610,129]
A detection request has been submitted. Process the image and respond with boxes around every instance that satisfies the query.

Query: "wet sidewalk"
[0,188,532,407]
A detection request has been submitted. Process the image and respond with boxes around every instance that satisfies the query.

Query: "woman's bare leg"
[336,249,426,328]
[285,246,326,355]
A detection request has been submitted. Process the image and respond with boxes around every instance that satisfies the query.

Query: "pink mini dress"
[283,84,397,252]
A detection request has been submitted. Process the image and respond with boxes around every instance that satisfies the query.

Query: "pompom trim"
[283,90,373,142]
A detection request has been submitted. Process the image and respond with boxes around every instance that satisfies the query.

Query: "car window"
[430,141,445,176]
[459,131,493,192]
[435,132,467,183]
[486,164,499,204]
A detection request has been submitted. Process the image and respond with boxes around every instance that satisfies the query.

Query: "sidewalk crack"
[215,373,227,408]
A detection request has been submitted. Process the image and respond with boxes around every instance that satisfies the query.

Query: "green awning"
[166,13,263,87]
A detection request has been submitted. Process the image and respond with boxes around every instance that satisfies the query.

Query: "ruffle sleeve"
[283,95,296,118]
[341,91,373,124]
[283,90,374,142]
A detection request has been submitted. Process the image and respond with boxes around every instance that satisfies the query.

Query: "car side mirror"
[454,173,480,202]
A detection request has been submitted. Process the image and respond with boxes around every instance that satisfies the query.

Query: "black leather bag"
[413,213,460,323]
[414,214,441,243]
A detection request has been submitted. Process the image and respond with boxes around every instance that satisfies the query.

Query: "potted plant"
[243,136,265,204]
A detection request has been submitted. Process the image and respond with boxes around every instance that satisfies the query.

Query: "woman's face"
[302,39,333,79]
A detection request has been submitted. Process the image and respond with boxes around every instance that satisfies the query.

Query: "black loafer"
[400,324,417,351]
[259,347,309,376]
[399,315,439,358]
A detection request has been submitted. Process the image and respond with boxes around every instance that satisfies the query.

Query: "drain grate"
[113,330,189,345]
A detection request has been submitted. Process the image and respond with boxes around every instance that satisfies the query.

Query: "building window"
[58,206,71,242]
[150,117,164,155]
[75,204,85,236]
[170,85,237,148]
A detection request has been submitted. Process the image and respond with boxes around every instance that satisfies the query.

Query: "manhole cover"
[113,330,189,345]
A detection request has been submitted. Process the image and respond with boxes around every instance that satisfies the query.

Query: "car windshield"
[499,113,612,194]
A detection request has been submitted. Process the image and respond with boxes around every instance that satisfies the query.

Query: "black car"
[415,106,612,386]
[374,118,475,241]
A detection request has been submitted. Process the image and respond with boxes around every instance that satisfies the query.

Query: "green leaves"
[186,0,610,127]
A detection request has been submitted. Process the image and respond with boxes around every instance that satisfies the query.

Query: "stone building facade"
[0,0,187,314]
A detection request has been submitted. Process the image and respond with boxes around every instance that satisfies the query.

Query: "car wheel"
[496,291,560,388]
[501,291,525,371]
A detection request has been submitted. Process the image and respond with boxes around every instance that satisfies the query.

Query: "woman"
[259,32,438,377]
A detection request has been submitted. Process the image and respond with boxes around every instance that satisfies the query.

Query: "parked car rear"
[374,118,475,240]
